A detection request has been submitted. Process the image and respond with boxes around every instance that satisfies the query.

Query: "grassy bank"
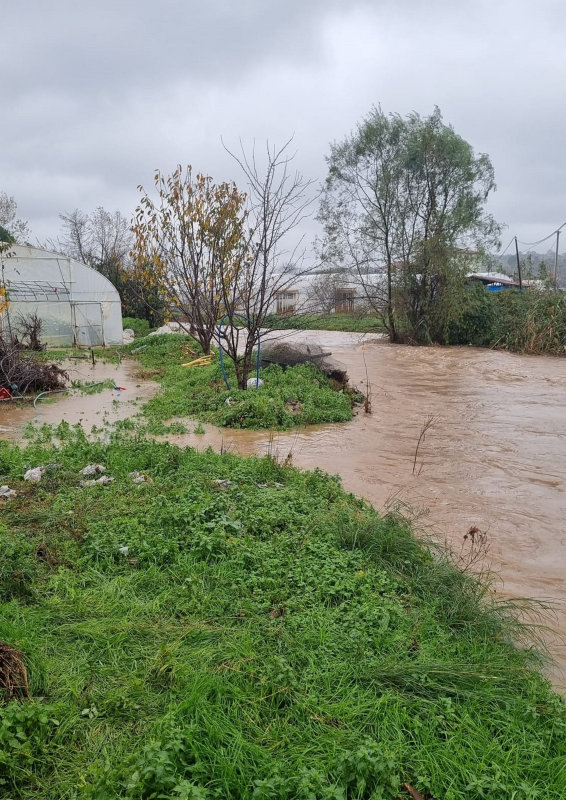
[1,425,565,799]
[127,334,358,431]
[264,314,385,334]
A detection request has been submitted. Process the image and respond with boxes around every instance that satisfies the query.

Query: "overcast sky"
[2,0,565,255]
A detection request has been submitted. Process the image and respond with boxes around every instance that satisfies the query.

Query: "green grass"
[126,334,357,430]
[263,314,385,333]
[448,285,566,355]
[1,425,565,799]
[122,317,152,338]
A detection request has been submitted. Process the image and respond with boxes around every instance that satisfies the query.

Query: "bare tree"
[220,138,316,388]
[0,193,30,243]
[16,313,44,351]
[48,207,133,281]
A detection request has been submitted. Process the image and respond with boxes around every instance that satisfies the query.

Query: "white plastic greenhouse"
[0,244,123,347]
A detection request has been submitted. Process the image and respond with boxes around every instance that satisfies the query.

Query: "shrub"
[122,317,151,338]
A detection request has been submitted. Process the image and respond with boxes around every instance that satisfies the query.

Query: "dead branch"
[0,642,30,700]
[0,333,68,393]
[412,415,436,475]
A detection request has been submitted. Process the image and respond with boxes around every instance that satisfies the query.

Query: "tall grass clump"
[450,285,566,354]
[0,427,565,799]
[491,289,566,354]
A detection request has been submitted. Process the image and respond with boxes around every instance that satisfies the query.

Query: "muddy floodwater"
[2,332,565,687]
[0,356,158,438]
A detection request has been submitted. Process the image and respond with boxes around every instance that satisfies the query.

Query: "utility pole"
[554,229,560,291]
[514,237,523,290]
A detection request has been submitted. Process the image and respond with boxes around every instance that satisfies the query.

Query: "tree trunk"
[235,349,253,390]
[386,260,399,342]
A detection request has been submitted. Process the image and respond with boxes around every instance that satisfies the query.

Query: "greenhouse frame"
[0,244,123,347]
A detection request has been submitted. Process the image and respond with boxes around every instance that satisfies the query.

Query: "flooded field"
[2,332,565,687]
[0,356,158,438]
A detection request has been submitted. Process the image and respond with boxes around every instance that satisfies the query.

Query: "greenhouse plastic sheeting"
[0,245,123,347]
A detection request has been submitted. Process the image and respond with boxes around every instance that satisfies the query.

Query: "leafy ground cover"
[2,329,566,798]
[264,314,385,334]
[126,334,357,430]
[1,425,565,799]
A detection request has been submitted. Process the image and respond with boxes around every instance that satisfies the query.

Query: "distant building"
[268,269,385,316]
[267,250,493,317]
[466,272,520,291]
[0,244,123,346]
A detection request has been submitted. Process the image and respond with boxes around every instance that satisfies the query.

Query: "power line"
[497,236,515,257]
[517,221,566,248]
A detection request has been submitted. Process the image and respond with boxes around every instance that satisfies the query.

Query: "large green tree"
[319,107,501,343]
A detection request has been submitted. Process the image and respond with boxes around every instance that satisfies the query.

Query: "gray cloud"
[2,0,565,251]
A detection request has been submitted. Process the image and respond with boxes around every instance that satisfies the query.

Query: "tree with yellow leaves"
[132,142,315,390]
[132,166,249,358]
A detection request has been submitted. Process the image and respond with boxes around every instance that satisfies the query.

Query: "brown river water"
[1,332,565,687]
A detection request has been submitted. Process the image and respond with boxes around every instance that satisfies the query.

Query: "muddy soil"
[1,332,565,687]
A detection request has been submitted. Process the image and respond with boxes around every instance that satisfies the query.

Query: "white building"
[0,244,123,347]
[269,269,385,316]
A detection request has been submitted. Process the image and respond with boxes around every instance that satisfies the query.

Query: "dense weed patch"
[0,427,565,798]
[262,289,566,357]
[126,334,356,430]
[449,286,566,355]
[122,317,152,338]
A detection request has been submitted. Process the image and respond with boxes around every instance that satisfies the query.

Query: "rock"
[129,471,150,484]
[246,377,264,389]
[0,485,17,500]
[24,466,45,482]
[149,322,182,335]
[214,479,234,488]
[225,396,237,406]
[80,464,106,477]
[260,341,330,367]
[122,329,135,344]
[260,341,348,385]
[80,475,115,487]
